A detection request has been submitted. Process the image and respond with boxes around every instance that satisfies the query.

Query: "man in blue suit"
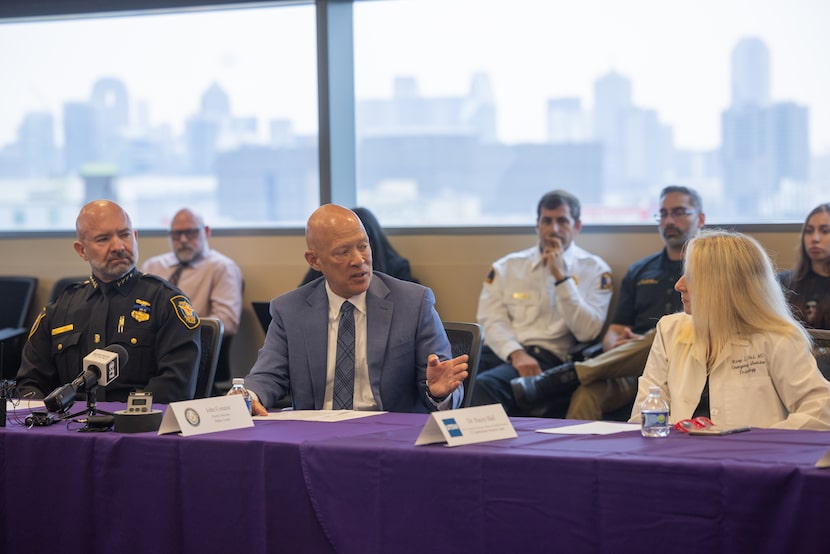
[242,204,468,414]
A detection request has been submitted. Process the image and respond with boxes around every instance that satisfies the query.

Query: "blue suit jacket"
[245,272,462,412]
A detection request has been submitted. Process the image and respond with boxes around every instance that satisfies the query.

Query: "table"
[3,404,830,554]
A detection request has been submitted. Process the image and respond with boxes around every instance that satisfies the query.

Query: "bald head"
[172,208,206,229]
[73,199,138,282]
[305,204,365,250]
[304,204,373,298]
[76,200,132,242]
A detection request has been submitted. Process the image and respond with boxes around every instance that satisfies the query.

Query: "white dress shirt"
[323,285,376,410]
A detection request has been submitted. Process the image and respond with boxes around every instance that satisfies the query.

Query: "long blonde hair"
[683,230,810,363]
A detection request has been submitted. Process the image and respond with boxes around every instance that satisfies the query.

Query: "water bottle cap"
[233,378,245,385]
[648,386,660,393]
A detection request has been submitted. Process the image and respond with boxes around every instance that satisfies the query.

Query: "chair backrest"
[809,329,830,380]
[442,321,484,408]
[195,317,224,399]
[252,301,272,333]
[49,276,89,303]
[0,276,38,329]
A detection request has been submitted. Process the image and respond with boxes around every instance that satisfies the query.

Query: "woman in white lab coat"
[630,229,830,430]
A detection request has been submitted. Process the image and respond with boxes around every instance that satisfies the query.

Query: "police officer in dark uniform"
[16,200,200,403]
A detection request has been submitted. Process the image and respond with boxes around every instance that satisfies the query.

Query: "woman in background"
[779,203,830,329]
[630,230,830,430]
[300,206,418,285]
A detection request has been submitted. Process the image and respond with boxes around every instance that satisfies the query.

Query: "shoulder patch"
[171,294,200,330]
[485,268,495,284]
[600,272,613,290]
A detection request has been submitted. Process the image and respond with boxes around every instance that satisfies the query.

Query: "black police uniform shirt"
[16,268,201,403]
[611,249,683,335]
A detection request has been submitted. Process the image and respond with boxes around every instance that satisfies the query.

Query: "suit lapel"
[366,277,393,410]
[302,283,330,409]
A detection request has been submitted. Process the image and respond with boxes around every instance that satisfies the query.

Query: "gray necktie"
[332,301,355,409]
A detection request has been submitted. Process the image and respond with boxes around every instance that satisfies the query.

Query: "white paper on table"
[6,400,46,412]
[253,410,385,422]
[536,421,641,435]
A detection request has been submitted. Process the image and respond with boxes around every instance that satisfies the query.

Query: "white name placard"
[158,395,254,436]
[414,404,517,447]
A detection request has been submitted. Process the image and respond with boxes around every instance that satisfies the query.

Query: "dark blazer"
[245,272,461,412]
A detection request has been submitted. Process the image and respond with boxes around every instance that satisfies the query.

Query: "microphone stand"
[58,387,115,430]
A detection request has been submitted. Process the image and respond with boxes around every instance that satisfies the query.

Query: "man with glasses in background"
[511,185,705,420]
[142,208,243,392]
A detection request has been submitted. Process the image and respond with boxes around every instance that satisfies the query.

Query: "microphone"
[86,344,128,387]
[44,344,129,413]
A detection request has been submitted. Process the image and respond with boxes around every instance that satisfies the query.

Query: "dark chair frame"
[0,276,38,329]
[252,301,272,334]
[48,276,89,303]
[442,321,484,408]
[809,329,830,381]
[0,276,38,380]
[195,317,224,399]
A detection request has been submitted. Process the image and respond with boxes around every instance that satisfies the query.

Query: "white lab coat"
[630,312,830,430]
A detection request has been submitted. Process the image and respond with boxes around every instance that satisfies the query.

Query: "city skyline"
[1,0,828,152]
[0,39,818,162]
[0,0,827,229]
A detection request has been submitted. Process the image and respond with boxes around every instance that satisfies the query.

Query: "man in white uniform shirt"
[473,190,613,416]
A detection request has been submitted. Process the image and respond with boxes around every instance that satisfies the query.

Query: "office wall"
[0,226,801,376]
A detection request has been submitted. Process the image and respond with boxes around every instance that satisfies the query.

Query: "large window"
[353,0,830,225]
[0,2,319,231]
[1,0,828,230]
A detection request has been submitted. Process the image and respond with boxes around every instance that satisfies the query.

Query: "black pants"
[473,345,566,416]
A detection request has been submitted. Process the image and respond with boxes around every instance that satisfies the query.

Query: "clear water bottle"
[640,386,670,438]
[230,378,252,414]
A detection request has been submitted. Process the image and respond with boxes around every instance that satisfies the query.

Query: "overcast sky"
[1,0,828,153]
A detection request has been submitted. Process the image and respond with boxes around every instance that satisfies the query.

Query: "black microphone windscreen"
[104,344,129,366]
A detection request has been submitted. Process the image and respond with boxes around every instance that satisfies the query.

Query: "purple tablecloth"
[3,403,830,553]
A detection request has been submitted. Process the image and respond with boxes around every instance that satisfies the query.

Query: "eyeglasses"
[169,228,202,240]
[654,208,696,222]
[673,416,713,433]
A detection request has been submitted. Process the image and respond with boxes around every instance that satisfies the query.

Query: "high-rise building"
[201,82,231,119]
[90,78,129,167]
[547,98,592,144]
[592,71,672,200]
[18,112,56,177]
[731,37,770,108]
[770,101,809,181]
[356,74,496,141]
[721,37,809,216]
[63,101,97,174]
